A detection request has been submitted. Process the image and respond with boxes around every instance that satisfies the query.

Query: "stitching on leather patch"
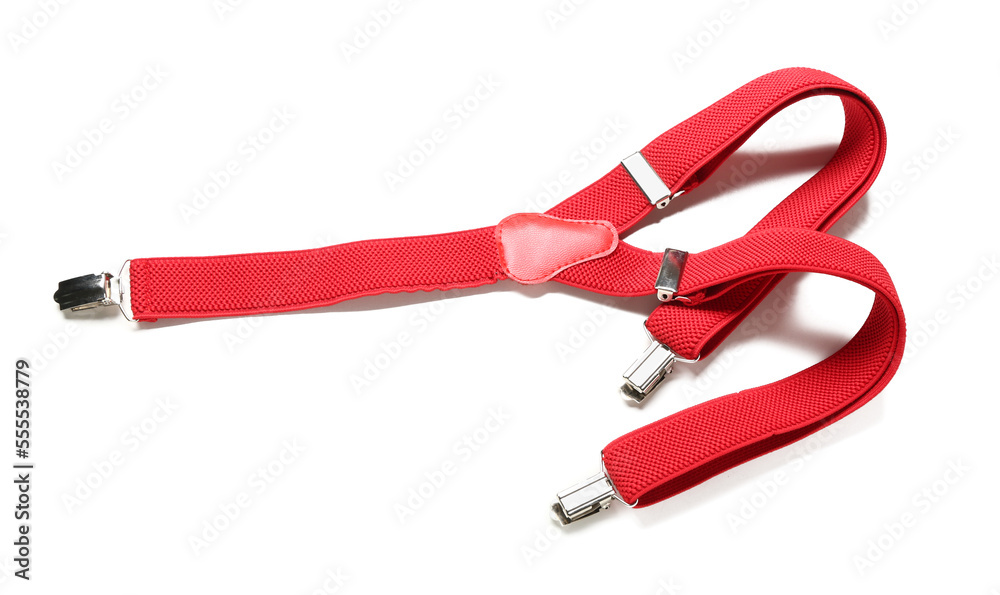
[495,213,619,284]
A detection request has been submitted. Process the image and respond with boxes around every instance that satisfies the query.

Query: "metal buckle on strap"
[621,151,684,209]
[655,248,688,302]
[53,261,134,321]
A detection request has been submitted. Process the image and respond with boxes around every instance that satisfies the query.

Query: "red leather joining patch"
[495,213,618,284]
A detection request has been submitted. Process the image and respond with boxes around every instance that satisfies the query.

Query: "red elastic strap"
[549,67,886,361]
[129,227,505,321]
[130,68,883,334]
[602,229,905,506]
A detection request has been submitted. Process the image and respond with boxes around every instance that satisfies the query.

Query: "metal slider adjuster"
[655,248,688,302]
[621,151,684,209]
[53,261,134,321]
[551,465,634,525]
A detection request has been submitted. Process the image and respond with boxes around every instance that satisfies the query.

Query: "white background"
[1,0,998,593]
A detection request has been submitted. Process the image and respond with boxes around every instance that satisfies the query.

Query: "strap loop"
[603,229,904,507]
[622,151,677,209]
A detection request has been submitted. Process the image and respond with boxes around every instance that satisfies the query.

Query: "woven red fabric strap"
[129,68,883,331]
[130,227,504,320]
[602,228,904,506]
[547,68,886,361]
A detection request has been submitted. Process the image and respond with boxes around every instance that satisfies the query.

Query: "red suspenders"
[54,67,903,524]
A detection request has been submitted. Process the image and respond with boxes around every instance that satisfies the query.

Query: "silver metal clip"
[620,329,698,403]
[53,261,134,321]
[621,151,683,209]
[621,339,677,403]
[551,471,618,525]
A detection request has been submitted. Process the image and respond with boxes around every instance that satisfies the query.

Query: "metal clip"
[620,329,698,403]
[621,151,683,209]
[54,273,115,311]
[53,261,134,321]
[551,471,618,525]
[621,339,677,403]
